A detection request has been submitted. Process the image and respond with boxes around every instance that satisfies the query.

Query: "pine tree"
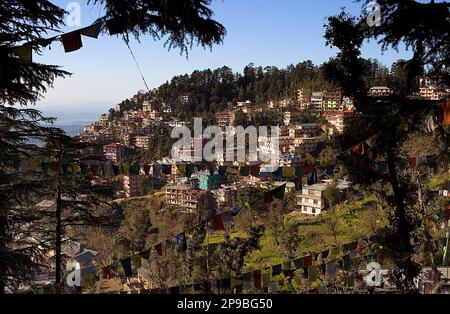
[323,1,449,291]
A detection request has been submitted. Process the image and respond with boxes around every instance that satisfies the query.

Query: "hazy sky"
[36,0,412,121]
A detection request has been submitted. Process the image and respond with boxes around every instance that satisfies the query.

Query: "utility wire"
[123,35,151,93]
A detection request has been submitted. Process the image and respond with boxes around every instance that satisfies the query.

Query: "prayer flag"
[272,264,282,276]
[438,100,450,126]
[175,233,187,253]
[302,255,313,268]
[139,249,151,260]
[106,17,128,35]
[212,214,225,231]
[282,166,295,177]
[351,142,365,155]
[239,165,250,176]
[253,270,262,290]
[131,253,141,270]
[13,44,33,63]
[307,170,317,185]
[80,22,102,38]
[120,257,132,277]
[143,164,151,175]
[294,166,304,177]
[61,31,83,53]
[155,243,163,256]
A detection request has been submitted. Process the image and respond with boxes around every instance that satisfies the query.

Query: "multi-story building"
[283,109,302,126]
[323,110,354,135]
[103,143,124,162]
[211,185,239,210]
[123,175,142,198]
[297,89,310,110]
[135,135,150,149]
[99,114,109,126]
[420,86,443,101]
[297,180,351,216]
[165,185,211,213]
[236,100,254,114]
[368,86,393,97]
[216,111,236,129]
[297,183,329,216]
[322,91,343,111]
[310,92,324,113]
[142,101,152,112]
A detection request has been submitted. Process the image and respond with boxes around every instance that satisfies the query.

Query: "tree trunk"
[55,185,62,293]
[386,127,414,290]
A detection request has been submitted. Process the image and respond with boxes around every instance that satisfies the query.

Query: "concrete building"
[165,185,211,213]
[103,143,124,162]
[322,91,343,111]
[323,110,355,135]
[368,86,393,97]
[123,175,142,198]
[142,101,152,112]
[310,92,324,113]
[211,185,239,210]
[420,86,443,101]
[135,136,150,149]
[297,180,351,216]
[216,111,236,129]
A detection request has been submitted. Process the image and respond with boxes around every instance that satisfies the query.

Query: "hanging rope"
[123,35,151,93]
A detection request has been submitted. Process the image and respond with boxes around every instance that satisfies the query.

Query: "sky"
[36,0,413,123]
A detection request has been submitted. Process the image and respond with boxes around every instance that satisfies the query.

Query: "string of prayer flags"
[61,31,83,53]
[80,22,102,39]
[230,204,244,217]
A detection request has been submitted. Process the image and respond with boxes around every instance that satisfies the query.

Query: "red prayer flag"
[250,165,260,177]
[49,162,60,174]
[155,243,163,256]
[212,214,225,231]
[61,31,83,53]
[80,22,102,38]
[263,192,274,205]
[438,100,450,126]
[253,270,262,290]
[351,142,365,155]
[90,164,99,176]
[444,204,450,221]
[143,165,151,175]
[102,266,112,279]
[303,255,313,268]
[408,157,417,168]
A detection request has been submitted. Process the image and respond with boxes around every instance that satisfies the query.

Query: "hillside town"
[2,0,450,302]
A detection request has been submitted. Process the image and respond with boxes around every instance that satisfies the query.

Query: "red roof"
[104,143,119,148]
